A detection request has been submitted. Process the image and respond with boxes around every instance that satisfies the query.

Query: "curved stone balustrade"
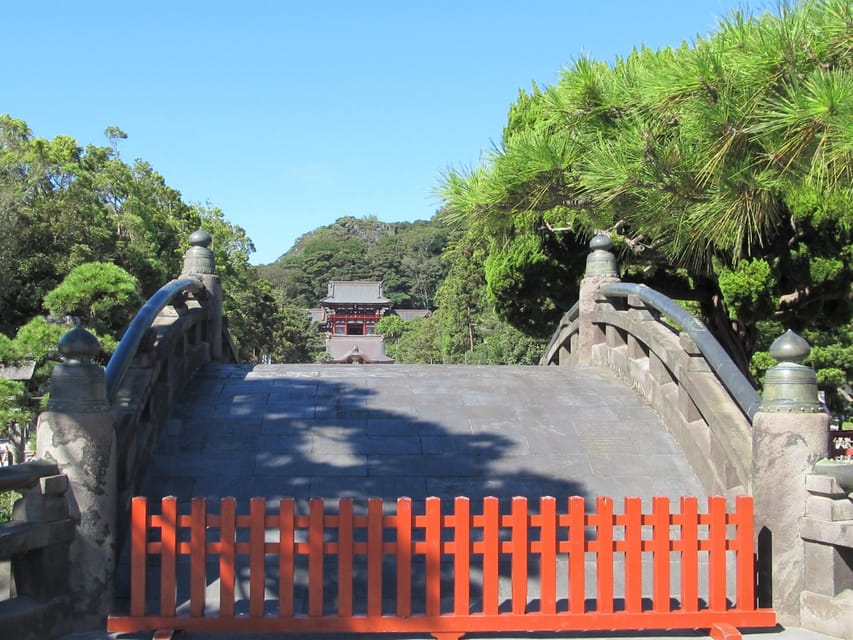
[0,230,237,637]
[542,273,755,498]
[108,276,237,537]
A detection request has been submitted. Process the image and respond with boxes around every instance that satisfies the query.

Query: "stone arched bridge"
[1,231,849,640]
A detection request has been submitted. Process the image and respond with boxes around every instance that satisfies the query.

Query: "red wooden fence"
[107,495,775,640]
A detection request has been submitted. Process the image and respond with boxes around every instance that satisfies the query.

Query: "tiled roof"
[394,309,432,321]
[320,281,391,305]
[307,308,326,323]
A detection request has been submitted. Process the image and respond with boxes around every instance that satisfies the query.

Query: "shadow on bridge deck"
[105,363,711,624]
[139,363,704,510]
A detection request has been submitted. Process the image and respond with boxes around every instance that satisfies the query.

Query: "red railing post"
[367,497,384,617]
[734,496,756,611]
[160,496,178,618]
[595,496,615,613]
[308,498,325,617]
[482,497,500,615]
[189,497,207,617]
[652,496,672,613]
[539,497,558,615]
[129,496,148,617]
[338,498,354,617]
[510,497,529,614]
[249,497,266,617]
[425,497,442,616]
[679,496,700,613]
[567,496,586,614]
[623,496,643,613]
[219,497,237,618]
[278,498,295,617]
[453,497,471,616]
[396,497,413,618]
[708,496,727,612]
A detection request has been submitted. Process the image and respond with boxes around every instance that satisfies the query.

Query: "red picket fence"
[107,494,775,640]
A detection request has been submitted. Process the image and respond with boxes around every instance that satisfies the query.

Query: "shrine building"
[316,280,391,335]
[309,281,395,363]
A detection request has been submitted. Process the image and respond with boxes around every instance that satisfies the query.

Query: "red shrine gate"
[108,493,775,640]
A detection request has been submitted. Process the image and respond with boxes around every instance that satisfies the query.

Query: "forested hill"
[258,215,451,309]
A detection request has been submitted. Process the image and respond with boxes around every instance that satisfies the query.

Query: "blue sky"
[4,1,756,264]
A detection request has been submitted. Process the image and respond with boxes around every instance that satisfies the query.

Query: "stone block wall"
[800,473,853,639]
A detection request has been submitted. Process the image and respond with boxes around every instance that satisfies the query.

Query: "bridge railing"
[541,240,757,498]
[543,234,852,632]
[106,273,235,538]
[0,229,236,637]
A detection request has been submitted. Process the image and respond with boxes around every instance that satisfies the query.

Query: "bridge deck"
[140,363,705,507]
[112,362,711,632]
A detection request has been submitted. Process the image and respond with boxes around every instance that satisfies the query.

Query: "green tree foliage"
[0,377,28,463]
[386,316,441,364]
[0,117,194,333]
[439,0,853,399]
[374,315,408,344]
[13,316,79,387]
[259,215,450,309]
[43,262,141,335]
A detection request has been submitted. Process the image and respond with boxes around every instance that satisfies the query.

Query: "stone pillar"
[577,233,621,365]
[181,228,223,360]
[751,330,829,626]
[35,326,116,628]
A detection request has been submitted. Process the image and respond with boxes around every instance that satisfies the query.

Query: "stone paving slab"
[139,363,707,509]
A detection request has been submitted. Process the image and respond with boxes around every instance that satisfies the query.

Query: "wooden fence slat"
[219,497,237,618]
[160,497,178,618]
[708,496,728,612]
[453,497,471,616]
[425,497,442,617]
[680,496,699,613]
[567,496,586,614]
[623,497,643,613]
[338,498,354,617]
[249,497,266,617]
[279,499,295,617]
[652,496,671,613]
[396,498,413,618]
[735,496,756,610]
[189,497,207,617]
[595,496,614,613]
[511,497,528,614]
[308,498,325,617]
[482,497,500,615]
[539,497,557,615]
[367,498,384,617]
[110,494,774,638]
[129,497,148,617]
